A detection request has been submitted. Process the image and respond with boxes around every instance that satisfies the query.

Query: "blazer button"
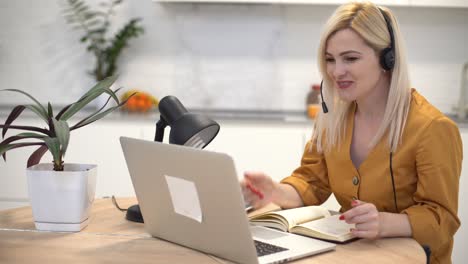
[352,176,359,185]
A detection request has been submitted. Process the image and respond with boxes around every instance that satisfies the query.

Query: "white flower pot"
[26,163,97,232]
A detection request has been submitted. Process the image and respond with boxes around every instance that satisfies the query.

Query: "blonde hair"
[313,2,411,153]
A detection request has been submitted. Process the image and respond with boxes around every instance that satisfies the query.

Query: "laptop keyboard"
[254,240,289,257]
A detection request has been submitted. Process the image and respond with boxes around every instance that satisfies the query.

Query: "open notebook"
[249,204,356,243]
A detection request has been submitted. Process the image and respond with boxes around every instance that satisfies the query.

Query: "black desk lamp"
[126,95,220,223]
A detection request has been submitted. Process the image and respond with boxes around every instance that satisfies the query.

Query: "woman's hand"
[340,200,382,239]
[240,171,277,209]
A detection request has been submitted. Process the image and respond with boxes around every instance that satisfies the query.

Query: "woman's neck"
[355,74,391,122]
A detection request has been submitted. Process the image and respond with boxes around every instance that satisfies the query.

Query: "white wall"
[0,0,467,113]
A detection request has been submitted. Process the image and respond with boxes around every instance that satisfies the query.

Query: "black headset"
[319,7,399,212]
[379,8,396,71]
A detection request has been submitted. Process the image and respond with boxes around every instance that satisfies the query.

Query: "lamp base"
[126,204,144,223]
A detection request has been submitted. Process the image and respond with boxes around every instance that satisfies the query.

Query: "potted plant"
[0,75,134,232]
[62,0,145,82]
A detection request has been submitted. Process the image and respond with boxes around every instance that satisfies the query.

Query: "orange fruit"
[136,99,146,110]
[126,97,138,111]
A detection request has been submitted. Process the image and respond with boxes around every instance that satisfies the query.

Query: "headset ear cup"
[380,47,395,71]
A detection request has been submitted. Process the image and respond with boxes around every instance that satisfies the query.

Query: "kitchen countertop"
[0,105,312,124]
[1,105,468,128]
[443,113,468,127]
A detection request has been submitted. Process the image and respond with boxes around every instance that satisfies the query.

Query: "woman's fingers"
[244,171,269,184]
[345,210,379,225]
[341,201,367,220]
[340,200,381,239]
[242,171,274,209]
[350,228,379,239]
[246,182,264,199]
[342,200,377,221]
[351,221,379,239]
[241,178,263,207]
[354,221,378,232]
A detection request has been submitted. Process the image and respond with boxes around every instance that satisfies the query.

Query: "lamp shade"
[158,96,220,148]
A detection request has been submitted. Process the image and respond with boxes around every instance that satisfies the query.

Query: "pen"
[246,183,264,200]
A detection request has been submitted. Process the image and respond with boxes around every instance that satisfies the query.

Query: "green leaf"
[83,11,96,20]
[76,6,89,15]
[55,104,72,120]
[1,132,45,146]
[16,132,47,138]
[71,1,85,11]
[0,124,51,136]
[88,28,106,36]
[85,19,102,28]
[0,142,44,162]
[2,105,25,139]
[0,89,48,119]
[59,75,118,121]
[80,75,118,100]
[64,13,77,22]
[71,93,132,130]
[0,144,15,159]
[52,119,70,157]
[103,87,120,104]
[43,137,61,164]
[72,87,122,129]
[93,11,107,17]
[27,145,48,168]
[0,132,45,160]
[47,102,54,118]
[103,19,144,78]
[73,107,115,128]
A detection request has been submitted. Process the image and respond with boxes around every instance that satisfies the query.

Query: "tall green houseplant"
[63,0,144,81]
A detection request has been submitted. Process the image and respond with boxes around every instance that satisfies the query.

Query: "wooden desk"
[0,197,426,264]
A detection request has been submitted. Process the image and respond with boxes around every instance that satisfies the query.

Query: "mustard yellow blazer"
[281,89,462,264]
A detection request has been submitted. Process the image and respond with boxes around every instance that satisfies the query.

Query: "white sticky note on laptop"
[164,175,202,223]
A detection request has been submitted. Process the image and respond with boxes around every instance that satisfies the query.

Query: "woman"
[241,2,462,264]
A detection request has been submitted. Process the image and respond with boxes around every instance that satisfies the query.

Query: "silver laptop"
[120,137,335,264]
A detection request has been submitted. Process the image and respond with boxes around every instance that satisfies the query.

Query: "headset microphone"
[320,80,329,113]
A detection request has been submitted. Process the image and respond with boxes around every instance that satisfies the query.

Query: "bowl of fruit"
[121,89,159,113]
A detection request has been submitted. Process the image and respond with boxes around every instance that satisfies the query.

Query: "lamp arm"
[154,117,168,142]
